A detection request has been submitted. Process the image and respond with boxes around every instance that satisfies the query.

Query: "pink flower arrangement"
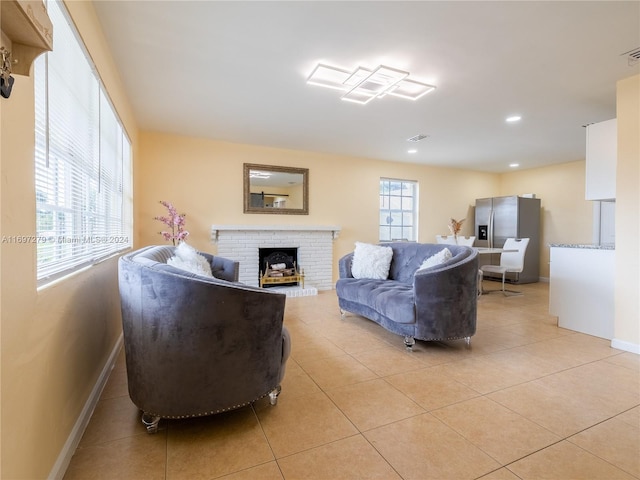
[154,201,189,245]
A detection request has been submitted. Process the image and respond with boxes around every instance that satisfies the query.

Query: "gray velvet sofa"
[118,245,291,432]
[336,242,478,350]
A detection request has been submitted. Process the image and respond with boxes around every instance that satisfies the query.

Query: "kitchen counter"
[549,243,614,250]
[549,246,614,339]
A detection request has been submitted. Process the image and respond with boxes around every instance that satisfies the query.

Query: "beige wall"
[0,2,138,479]
[137,132,500,274]
[614,74,640,349]
[138,132,594,282]
[499,160,593,278]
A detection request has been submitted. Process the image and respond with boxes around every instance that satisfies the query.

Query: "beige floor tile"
[277,434,401,479]
[605,352,640,373]
[218,461,284,480]
[617,405,640,428]
[64,433,167,480]
[351,346,427,376]
[476,468,522,480]
[483,347,566,380]
[298,354,378,390]
[386,367,480,411]
[536,362,640,416]
[325,378,425,431]
[569,415,640,477]
[79,395,145,447]
[507,440,636,480]
[364,413,500,479]
[290,336,346,365]
[320,329,392,355]
[431,396,561,465]
[489,380,615,438]
[466,328,532,353]
[100,366,130,400]
[254,391,358,458]
[166,408,274,480]
[429,355,533,394]
[280,359,322,399]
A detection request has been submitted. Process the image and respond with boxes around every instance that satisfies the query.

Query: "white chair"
[456,236,476,246]
[479,237,529,295]
[436,235,475,246]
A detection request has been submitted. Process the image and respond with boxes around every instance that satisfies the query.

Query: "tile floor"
[64,282,640,480]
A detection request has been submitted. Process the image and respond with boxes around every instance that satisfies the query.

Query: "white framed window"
[34,0,132,286]
[379,178,418,242]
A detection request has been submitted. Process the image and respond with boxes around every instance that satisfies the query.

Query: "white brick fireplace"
[211,225,341,291]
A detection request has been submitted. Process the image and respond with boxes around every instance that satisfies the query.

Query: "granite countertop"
[549,243,615,250]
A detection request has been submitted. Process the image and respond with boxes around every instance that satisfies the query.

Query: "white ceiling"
[93,1,640,173]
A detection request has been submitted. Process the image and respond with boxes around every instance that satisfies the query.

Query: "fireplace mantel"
[211,224,341,242]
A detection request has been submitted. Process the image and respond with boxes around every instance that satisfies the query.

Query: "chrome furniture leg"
[404,336,415,351]
[268,385,282,406]
[141,412,161,434]
[465,336,472,349]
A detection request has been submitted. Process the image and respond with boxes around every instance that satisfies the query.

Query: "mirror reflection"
[243,163,309,215]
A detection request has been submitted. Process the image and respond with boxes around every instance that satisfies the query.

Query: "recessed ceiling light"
[509,163,520,168]
[506,115,522,123]
[408,149,417,154]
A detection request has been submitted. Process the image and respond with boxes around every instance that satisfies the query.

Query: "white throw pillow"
[168,242,213,277]
[417,247,452,272]
[351,242,393,280]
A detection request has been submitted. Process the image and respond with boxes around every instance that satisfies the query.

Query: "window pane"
[379,178,418,242]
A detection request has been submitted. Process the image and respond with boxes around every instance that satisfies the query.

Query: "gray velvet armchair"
[118,245,291,433]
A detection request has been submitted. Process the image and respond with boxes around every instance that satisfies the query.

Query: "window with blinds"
[34,0,132,286]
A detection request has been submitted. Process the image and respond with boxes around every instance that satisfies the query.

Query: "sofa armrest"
[338,253,355,278]
[201,252,239,282]
[412,252,478,339]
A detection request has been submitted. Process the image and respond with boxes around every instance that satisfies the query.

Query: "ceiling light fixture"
[249,171,272,179]
[307,63,436,104]
[506,115,522,122]
[408,149,418,154]
[509,163,520,168]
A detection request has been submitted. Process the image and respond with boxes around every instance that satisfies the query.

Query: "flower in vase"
[448,218,465,237]
[154,200,189,245]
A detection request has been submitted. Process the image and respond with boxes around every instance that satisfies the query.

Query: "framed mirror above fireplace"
[243,163,309,215]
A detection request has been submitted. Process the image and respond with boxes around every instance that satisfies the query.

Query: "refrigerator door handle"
[489,210,494,249]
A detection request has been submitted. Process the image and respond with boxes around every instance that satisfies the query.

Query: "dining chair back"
[480,237,529,295]
[436,235,475,246]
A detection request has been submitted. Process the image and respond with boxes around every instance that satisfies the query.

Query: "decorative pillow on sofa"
[351,242,393,280]
[168,242,213,277]
[416,247,452,272]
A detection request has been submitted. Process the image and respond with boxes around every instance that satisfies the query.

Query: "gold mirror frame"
[243,163,309,215]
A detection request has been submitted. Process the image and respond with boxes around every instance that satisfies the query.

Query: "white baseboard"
[611,338,640,355]
[48,334,124,480]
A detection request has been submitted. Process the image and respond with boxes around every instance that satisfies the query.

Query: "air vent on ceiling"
[621,47,640,65]
[407,134,428,142]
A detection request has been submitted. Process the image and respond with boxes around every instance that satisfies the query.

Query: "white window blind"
[379,178,418,242]
[35,0,132,285]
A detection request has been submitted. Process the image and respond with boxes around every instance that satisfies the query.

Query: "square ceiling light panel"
[307,63,436,104]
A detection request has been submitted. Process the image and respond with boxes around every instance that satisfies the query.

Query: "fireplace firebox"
[259,248,304,288]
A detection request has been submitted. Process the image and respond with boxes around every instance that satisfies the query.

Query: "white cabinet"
[549,246,615,339]
[585,118,617,200]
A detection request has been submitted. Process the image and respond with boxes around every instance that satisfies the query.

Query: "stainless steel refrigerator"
[475,195,541,284]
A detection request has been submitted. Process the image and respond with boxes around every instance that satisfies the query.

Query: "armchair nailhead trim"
[143,387,279,420]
